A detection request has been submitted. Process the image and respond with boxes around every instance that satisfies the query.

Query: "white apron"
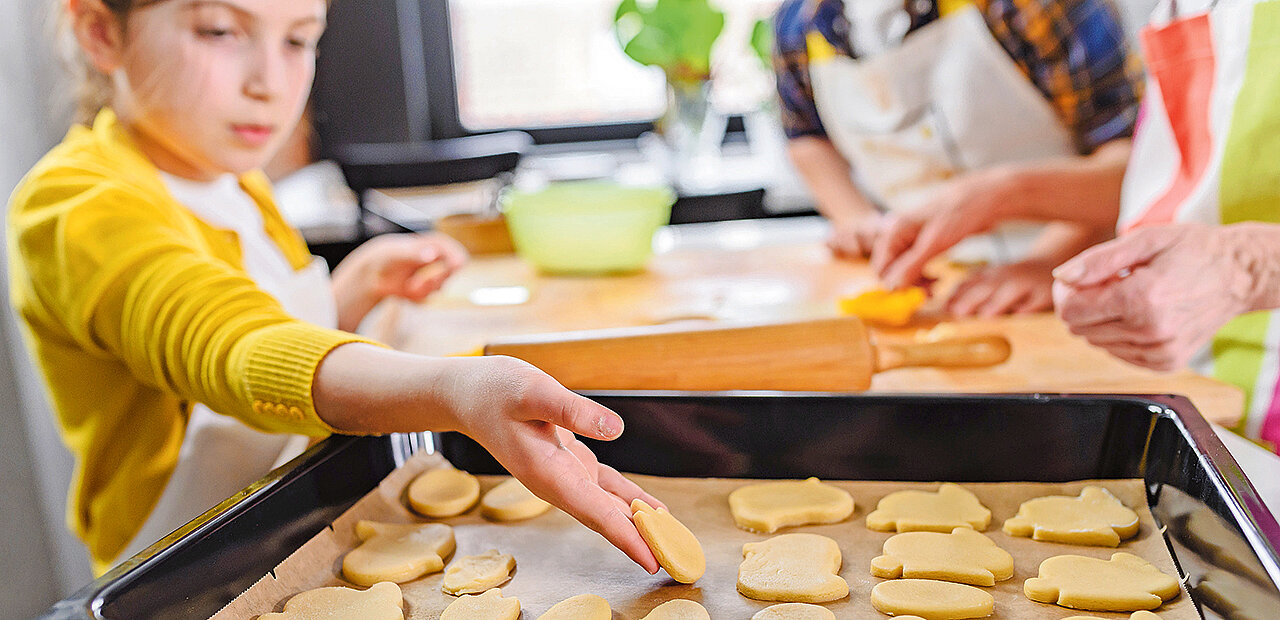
[808,1,1078,262]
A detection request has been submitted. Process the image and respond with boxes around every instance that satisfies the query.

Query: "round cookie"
[728,478,854,533]
[440,588,520,620]
[259,582,403,620]
[870,579,994,620]
[1024,552,1181,611]
[481,478,551,521]
[866,483,991,533]
[640,598,710,619]
[536,594,611,620]
[631,499,706,584]
[441,549,515,595]
[408,468,480,518]
[738,533,848,603]
[1003,486,1139,547]
[751,602,836,619]
[341,521,455,586]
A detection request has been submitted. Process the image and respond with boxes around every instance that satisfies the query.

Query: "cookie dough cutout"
[640,598,710,619]
[871,527,1014,586]
[259,582,402,620]
[481,478,551,521]
[1024,552,1181,611]
[866,483,991,533]
[1003,486,1139,546]
[342,521,455,586]
[441,549,516,595]
[728,478,854,533]
[1063,612,1162,620]
[632,499,706,584]
[440,588,521,620]
[408,468,481,518]
[751,603,836,620]
[738,533,849,603]
[870,579,994,620]
[536,594,611,620]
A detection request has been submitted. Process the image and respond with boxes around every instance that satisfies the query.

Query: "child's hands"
[332,233,468,330]
[827,214,883,259]
[946,259,1056,317]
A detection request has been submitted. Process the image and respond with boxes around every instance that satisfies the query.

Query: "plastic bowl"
[502,181,675,274]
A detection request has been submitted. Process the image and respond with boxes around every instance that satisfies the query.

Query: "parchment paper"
[212,452,1197,619]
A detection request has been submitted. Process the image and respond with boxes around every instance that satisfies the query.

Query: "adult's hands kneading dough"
[1053,223,1280,371]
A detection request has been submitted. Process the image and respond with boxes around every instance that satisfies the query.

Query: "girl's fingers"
[1012,286,1053,314]
[526,384,625,441]
[597,463,666,510]
[977,282,1031,318]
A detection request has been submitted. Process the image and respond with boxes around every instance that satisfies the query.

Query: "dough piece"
[1196,568,1280,620]
[407,468,480,517]
[441,549,515,595]
[1003,486,1139,546]
[750,603,836,619]
[870,579,994,620]
[341,521,455,586]
[838,286,927,327]
[1024,552,1181,611]
[640,598,710,619]
[481,478,551,521]
[866,483,991,533]
[1063,612,1162,620]
[440,588,521,620]
[728,478,854,533]
[871,527,1014,586]
[631,499,706,584]
[737,533,849,603]
[536,594,611,620]
[259,582,402,620]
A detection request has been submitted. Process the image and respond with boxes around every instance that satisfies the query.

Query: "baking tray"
[38,393,1280,619]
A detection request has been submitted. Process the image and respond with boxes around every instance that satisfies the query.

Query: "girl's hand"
[332,233,468,330]
[827,214,883,259]
[946,259,1056,317]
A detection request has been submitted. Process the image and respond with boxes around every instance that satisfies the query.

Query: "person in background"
[772,0,1141,316]
[8,0,661,575]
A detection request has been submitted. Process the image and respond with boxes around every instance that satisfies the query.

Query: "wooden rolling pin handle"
[874,335,1012,372]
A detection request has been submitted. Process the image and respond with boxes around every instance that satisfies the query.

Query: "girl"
[8,0,661,575]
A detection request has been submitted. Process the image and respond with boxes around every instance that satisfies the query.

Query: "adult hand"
[1052,224,1257,371]
[947,259,1056,317]
[827,214,883,259]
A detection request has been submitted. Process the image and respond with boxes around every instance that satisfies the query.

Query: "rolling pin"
[483,316,1011,392]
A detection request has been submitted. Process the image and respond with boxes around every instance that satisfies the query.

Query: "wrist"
[1223,223,1280,312]
[973,164,1025,224]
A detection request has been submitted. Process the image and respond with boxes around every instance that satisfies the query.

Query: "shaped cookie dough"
[440,588,521,620]
[481,478,551,521]
[728,478,854,533]
[870,579,994,620]
[1063,612,1162,620]
[1003,486,1139,546]
[738,533,849,603]
[341,521,455,586]
[751,603,837,619]
[408,468,481,518]
[871,527,1014,586]
[1024,552,1181,611]
[866,483,991,533]
[537,594,611,620]
[640,598,710,619]
[632,499,706,584]
[259,582,402,620]
[441,549,515,595]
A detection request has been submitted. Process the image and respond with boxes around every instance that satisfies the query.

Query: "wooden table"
[368,218,1243,426]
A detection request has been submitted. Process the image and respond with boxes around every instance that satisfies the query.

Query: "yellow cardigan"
[7,110,375,574]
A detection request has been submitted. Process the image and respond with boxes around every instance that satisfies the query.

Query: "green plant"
[613,0,725,86]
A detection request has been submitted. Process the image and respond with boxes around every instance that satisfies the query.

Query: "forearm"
[788,137,879,224]
[1224,223,1280,312]
[992,139,1131,230]
[330,259,380,332]
[312,343,461,434]
[1024,221,1114,266]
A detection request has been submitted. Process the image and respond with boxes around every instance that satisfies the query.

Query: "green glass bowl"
[501,181,675,274]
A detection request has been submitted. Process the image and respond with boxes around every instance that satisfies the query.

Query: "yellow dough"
[341,521,455,586]
[750,603,836,619]
[870,579,994,620]
[258,582,402,620]
[728,478,854,533]
[866,483,991,533]
[640,598,710,619]
[1003,486,1139,546]
[737,533,849,603]
[631,499,706,584]
[441,549,515,595]
[1063,612,1163,620]
[481,478,551,521]
[407,468,481,517]
[871,527,1014,586]
[440,588,521,620]
[1024,552,1181,611]
[536,593,611,620]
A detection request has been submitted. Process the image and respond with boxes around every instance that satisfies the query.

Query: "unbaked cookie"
[440,588,521,620]
[441,549,515,595]
[259,582,402,620]
[1024,552,1181,611]
[536,594,611,620]
[866,483,991,533]
[631,499,706,584]
[640,598,710,619]
[341,521,455,586]
[738,533,849,603]
[408,468,481,517]
[481,478,551,521]
[750,602,836,619]
[1063,612,1162,620]
[728,478,854,533]
[871,527,1014,586]
[1003,486,1139,546]
[870,579,994,620]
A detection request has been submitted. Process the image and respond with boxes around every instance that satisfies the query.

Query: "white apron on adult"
[807,0,1078,262]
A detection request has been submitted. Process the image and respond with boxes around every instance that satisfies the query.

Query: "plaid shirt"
[773,0,1142,154]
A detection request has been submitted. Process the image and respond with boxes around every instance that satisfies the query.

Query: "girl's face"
[113,0,326,180]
